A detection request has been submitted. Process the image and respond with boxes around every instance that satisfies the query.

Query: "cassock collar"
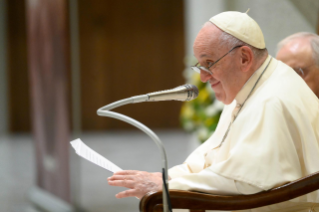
[235,55,271,105]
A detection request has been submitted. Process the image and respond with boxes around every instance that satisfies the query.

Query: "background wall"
[4,0,186,133]
[78,0,185,131]
[0,0,7,134]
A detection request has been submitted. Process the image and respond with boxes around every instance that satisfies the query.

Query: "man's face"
[193,24,242,104]
[276,38,319,97]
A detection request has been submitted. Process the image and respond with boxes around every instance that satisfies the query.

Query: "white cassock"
[169,55,319,212]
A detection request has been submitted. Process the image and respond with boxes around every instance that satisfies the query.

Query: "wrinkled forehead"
[278,38,314,66]
[193,23,224,58]
[286,38,312,53]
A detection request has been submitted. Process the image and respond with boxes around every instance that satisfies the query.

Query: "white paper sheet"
[70,138,122,173]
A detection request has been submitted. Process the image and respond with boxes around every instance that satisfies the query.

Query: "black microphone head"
[184,84,199,101]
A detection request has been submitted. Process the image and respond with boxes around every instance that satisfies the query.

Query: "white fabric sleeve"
[168,163,191,179]
[235,181,264,194]
[169,167,264,195]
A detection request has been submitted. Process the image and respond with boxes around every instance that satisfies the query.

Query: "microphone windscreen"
[185,84,199,101]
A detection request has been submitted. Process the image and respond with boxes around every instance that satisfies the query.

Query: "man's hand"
[108,170,163,199]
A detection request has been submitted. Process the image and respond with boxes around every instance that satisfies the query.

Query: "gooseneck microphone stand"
[97,94,172,212]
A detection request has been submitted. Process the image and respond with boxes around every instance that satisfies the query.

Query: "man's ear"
[239,46,253,73]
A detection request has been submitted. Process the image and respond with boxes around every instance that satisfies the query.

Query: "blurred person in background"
[108,11,319,211]
[276,32,319,98]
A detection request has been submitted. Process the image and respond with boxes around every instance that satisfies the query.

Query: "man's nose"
[200,71,213,82]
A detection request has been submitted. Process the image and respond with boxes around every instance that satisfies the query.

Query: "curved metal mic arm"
[97,96,172,212]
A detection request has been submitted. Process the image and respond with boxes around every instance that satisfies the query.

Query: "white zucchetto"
[209,11,266,49]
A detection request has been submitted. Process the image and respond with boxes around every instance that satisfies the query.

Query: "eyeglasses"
[293,67,305,77]
[292,64,318,78]
[191,45,243,75]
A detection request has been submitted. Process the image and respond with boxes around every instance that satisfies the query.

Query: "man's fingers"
[114,170,139,175]
[115,189,139,199]
[108,175,134,181]
[108,180,135,189]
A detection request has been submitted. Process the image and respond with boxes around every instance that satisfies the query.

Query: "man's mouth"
[211,81,220,88]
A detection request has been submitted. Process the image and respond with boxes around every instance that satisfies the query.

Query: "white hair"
[218,30,268,60]
[201,22,268,60]
[277,32,319,65]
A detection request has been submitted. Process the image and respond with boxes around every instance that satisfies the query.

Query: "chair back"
[140,171,319,212]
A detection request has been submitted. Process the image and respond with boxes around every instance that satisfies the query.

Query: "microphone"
[130,84,199,103]
[98,84,199,113]
[146,84,198,102]
[96,84,198,212]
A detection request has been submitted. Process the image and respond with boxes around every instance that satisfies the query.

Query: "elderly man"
[276,32,319,98]
[108,11,319,211]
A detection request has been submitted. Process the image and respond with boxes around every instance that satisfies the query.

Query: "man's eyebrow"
[199,54,208,58]
[199,51,216,58]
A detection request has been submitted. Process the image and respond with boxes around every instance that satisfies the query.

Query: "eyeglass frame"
[191,45,243,75]
[293,67,305,77]
[292,63,318,77]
